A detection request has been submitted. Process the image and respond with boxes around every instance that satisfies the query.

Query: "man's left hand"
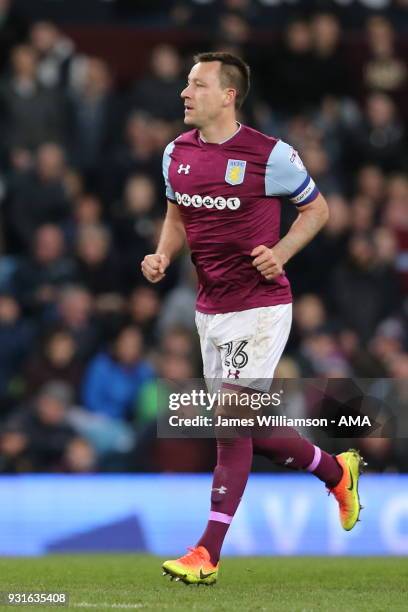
[251,245,285,280]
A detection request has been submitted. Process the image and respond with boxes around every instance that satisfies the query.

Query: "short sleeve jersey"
[162,124,319,314]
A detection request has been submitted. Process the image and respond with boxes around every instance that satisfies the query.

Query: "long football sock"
[253,426,342,488]
[196,437,253,565]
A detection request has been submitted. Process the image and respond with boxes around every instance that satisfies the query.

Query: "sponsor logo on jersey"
[289,148,305,171]
[175,192,241,210]
[225,159,246,185]
[177,163,190,174]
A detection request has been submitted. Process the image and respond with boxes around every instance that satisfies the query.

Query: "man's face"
[181,61,233,128]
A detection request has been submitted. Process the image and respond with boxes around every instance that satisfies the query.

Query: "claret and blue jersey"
[162,123,320,315]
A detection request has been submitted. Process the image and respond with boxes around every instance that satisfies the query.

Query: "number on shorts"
[221,340,249,369]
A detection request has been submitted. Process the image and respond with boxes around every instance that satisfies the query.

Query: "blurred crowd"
[0,0,407,474]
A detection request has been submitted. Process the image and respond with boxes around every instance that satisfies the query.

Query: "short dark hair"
[193,51,250,109]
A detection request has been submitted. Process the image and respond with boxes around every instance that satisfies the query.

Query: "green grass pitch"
[0,555,407,611]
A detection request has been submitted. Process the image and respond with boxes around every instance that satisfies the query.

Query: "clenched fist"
[141,253,170,283]
[251,245,284,280]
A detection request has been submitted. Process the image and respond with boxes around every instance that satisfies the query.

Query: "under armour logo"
[227,369,240,379]
[212,485,227,494]
[177,164,190,174]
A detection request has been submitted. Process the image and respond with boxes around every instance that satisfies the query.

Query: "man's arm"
[251,193,329,280]
[141,201,186,283]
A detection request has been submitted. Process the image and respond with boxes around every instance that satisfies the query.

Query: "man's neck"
[199,118,240,144]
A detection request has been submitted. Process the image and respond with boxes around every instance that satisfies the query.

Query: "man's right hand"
[141,253,170,283]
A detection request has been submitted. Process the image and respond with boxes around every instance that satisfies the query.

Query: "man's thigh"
[208,304,293,391]
[195,311,223,384]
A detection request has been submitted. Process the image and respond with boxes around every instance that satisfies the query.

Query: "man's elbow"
[298,193,329,228]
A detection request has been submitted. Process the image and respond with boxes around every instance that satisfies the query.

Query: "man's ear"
[223,88,236,107]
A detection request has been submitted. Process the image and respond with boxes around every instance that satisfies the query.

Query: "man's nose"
[181,85,190,99]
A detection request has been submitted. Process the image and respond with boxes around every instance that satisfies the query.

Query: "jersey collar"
[199,122,242,146]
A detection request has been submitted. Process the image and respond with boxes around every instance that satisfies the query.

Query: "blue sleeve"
[82,356,109,415]
[265,140,319,207]
[162,141,176,201]
[133,362,156,403]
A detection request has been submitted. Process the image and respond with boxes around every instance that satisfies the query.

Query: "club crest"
[225,159,246,185]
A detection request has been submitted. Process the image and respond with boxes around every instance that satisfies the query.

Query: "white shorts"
[195,303,292,392]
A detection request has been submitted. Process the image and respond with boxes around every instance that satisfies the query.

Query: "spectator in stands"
[223,0,257,20]
[30,20,83,91]
[386,351,408,379]
[66,399,135,469]
[389,0,408,31]
[131,44,184,121]
[173,0,258,30]
[100,111,163,202]
[135,351,195,428]
[213,12,259,125]
[368,317,405,371]
[74,224,125,300]
[112,173,158,249]
[82,324,154,420]
[347,92,405,172]
[382,180,408,294]
[216,11,251,51]
[387,172,408,201]
[8,143,70,251]
[1,381,79,472]
[0,44,64,153]
[23,327,83,399]
[63,192,103,249]
[297,328,352,377]
[373,226,399,267]
[324,195,351,249]
[337,327,385,377]
[170,0,218,29]
[11,224,75,312]
[300,142,342,195]
[363,16,407,117]
[286,193,350,297]
[316,193,351,282]
[0,0,27,73]
[66,56,119,176]
[355,165,386,209]
[109,171,180,292]
[0,423,30,472]
[55,285,100,360]
[126,286,160,348]
[61,437,97,473]
[282,114,321,153]
[133,350,213,473]
[157,256,197,334]
[350,195,376,233]
[112,173,158,283]
[263,19,318,116]
[0,291,34,401]
[311,96,361,173]
[293,294,328,338]
[63,167,84,202]
[310,12,349,102]
[331,233,400,343]
[160,326,199,373]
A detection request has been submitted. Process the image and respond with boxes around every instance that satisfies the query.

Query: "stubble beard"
[184,113,202,129]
